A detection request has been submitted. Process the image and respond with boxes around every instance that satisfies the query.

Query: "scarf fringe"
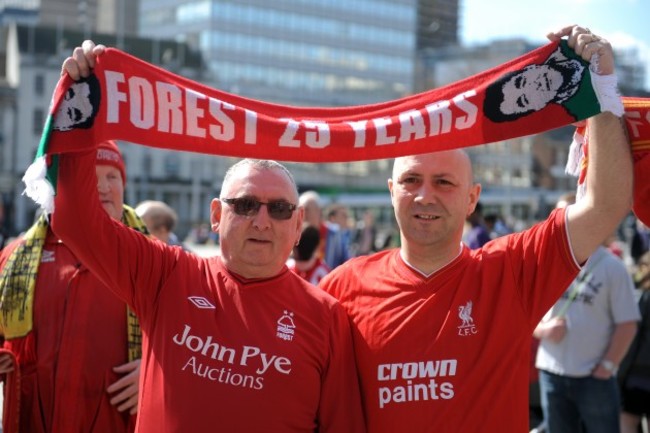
[22,157,55,215]
[566,129,585,177]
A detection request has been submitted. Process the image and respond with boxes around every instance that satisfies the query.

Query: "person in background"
[288,224,331,285]
[135,200,184,247]
[463,201,491,249]
[534,193,639,433]
[327,204,353,259]
[619,250,650,433]
[484,212,512,239]
[631,220,650,265]
[0,140,142,433]
[352,210,379,256]
[299,191,350,269]
[319,25,633,433]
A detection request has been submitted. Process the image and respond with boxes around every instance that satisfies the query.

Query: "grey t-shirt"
[536,246,641,377]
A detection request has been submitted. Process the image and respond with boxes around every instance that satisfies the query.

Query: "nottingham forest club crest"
[457,301,478,336]
[276,310,296,341]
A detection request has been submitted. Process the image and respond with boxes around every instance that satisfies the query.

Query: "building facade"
[139,0,420,107]
[38,0,139,39]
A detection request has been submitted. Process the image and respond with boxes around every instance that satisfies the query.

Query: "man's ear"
[210,198,222,232]
[467,183,482,216]
[388,178,396,206]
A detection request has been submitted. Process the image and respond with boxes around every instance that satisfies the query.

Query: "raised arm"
[548,25,632,264]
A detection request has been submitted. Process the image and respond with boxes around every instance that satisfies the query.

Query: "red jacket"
[0,229,136,433]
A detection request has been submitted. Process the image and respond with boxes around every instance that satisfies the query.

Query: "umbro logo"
[188,296,216,309]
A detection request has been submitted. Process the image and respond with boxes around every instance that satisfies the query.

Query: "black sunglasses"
[221,197,297,220]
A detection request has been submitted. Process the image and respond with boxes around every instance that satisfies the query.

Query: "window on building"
[34,74,45,96]
[164,153,181,178]
[33,108,45,135]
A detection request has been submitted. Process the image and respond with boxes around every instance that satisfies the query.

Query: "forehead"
[95,164,121,174]
[393,150,471,178]
[224,166,297,200]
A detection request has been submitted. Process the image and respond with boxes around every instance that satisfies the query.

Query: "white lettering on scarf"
[103,69,478,150]
[104,70,257,144]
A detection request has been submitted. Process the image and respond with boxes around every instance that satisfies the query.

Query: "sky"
[460,0,650,91]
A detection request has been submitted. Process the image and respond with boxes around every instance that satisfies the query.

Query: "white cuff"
[589,72,624,117]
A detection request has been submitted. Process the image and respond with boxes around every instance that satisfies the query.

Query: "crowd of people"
[0,23,648,433]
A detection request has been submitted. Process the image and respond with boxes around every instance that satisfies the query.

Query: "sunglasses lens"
[224,198,295,220]
[233,198,260,216]
[268,201,294,220]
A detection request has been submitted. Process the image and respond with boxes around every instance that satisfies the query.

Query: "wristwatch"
[600,359,618,374]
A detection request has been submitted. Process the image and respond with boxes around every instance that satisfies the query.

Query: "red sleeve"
[51,151,177,321]
[319,302,366,433]
[488,208,580,327]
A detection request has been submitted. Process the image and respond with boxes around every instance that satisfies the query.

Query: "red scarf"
[565,97,650,224]
[622,98,650,224]
[40,40,602,161]
[24,39,650,223]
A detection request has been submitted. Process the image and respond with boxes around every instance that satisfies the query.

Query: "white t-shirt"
[536,246,641,376]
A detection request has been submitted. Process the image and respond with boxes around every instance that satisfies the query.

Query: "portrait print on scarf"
[52,74,102,131]
[483,43,590,122]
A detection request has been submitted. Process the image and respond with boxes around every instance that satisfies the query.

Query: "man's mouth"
[415,214,439,220]
[248,238,271,243]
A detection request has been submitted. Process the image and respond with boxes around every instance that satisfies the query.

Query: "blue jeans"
[539,370,621,433]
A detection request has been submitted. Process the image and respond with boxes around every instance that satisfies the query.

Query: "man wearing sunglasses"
[52,43,364,433]
[49,151,364,431]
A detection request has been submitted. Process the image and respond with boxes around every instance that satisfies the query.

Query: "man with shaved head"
[320,24,633,433]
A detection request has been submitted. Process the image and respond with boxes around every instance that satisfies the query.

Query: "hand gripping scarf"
[24,39,642,218]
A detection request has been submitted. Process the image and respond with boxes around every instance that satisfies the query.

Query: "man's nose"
[97,177,108,192]
[414,182,437,204]
[252,204,272,230]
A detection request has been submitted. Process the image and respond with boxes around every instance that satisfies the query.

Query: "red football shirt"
[52,152,365,433]
[288,258,331,285]
[320,209,578,433]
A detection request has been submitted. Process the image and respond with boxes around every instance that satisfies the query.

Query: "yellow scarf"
[0,206,147,361]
